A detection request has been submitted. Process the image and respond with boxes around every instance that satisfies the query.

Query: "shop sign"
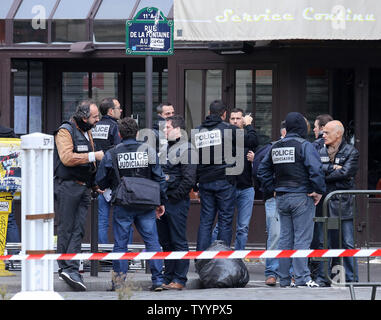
[175,0,381,41]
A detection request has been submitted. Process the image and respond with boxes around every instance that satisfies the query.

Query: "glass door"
[62,72,119,121]
[233,68,274,146]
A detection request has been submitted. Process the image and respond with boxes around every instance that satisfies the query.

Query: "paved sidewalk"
[1,258,381,300]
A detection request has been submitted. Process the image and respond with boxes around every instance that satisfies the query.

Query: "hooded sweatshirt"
[195,114,238,183]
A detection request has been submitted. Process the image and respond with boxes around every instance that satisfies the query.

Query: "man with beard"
[54,100,104,291]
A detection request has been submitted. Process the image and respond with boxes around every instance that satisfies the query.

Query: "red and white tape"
[1,249,381,261]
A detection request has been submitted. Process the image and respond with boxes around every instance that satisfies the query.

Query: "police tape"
[1,249,381,261]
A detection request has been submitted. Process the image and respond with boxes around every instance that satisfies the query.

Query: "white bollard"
[11,133,63,300]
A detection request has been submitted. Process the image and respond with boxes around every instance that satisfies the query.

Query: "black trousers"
[55,179,90,273]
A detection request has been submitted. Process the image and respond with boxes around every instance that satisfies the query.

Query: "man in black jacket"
[152,103,175,156]
[312,114,333,150]
[317,120,359,284]
[212,108,258,250]
[92,97,122,244]
[157,115,197,290]
[95,117,167,292]
[194,100,241,251]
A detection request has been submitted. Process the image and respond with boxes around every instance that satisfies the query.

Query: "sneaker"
[297,280,320,288]
[150,284,164,292]
[60,271,86,291]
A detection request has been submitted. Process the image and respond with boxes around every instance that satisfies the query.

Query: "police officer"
[157,115,197,290]
[152,102,175,156]
[95,117,167,291]
[54,100,103,291]
[194,100,240,251]
[212,108,258,250]
[92,97,122,244]
[257,112,325,288]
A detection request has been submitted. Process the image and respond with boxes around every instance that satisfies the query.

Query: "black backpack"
[110,148,161,212]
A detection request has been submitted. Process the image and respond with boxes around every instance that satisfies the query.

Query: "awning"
[174,0,381,41]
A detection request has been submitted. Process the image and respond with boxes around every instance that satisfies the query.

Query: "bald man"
[312,120,359,286]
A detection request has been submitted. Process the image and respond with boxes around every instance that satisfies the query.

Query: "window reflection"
[62,72,89,121]
[93,20,125,43]
[53,0,94,19]
[132,72,168,128]
[0,0,13,18]
[13,60,43,134]
[255,70,273,145]
[305,68,329,141]
[52,20,88,43]
[52,0,93,42]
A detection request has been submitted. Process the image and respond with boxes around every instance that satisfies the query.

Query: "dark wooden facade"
[1,40,381,248]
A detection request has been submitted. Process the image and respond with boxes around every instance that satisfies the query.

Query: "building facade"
[1,0,381,248]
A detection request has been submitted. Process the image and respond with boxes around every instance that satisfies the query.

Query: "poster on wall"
[0,138,21,195]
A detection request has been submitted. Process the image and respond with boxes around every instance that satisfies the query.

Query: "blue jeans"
[264,197,280,278]
[98,194,133,245]
[112,206,164,286]
[276,193,315,286]
[310,221,326,283]
[329,219,358,282]
[156,199,190,286]
[98,194,111,244]
[197,179,236,251]
[212,187,254,250]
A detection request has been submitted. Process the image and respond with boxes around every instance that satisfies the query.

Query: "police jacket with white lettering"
[257,133,326,195]
[95,138,167,204]
[195,114,237,184]
[317,139,359,219]
[92,115,121,152]
[163,139,197,202]
[54,121,96,186]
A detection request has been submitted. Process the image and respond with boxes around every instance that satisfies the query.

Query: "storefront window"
[52,0,94,42]
[13,60,43,134]
[62,72,89,121]
[13,0,56,43]
[132,71,168,129]
[255,70,273,145]
[62,72,119,121]
[305,68,330,140]
[185,69,222,134]
[91,72,119,106]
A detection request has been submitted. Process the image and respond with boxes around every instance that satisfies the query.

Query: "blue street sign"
[126,7,174,55]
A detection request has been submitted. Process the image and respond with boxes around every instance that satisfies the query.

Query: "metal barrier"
[317,190,381,300]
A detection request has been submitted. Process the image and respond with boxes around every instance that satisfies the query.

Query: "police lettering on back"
[272,147,295,164]
[92,124,110,140]
[194,129,222,149]
[117,151,148,169]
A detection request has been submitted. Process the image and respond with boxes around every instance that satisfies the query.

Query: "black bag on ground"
[110,148,160,211]
[195,240,250,288]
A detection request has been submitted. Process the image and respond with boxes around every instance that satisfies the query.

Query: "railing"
[317,190,381,299]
